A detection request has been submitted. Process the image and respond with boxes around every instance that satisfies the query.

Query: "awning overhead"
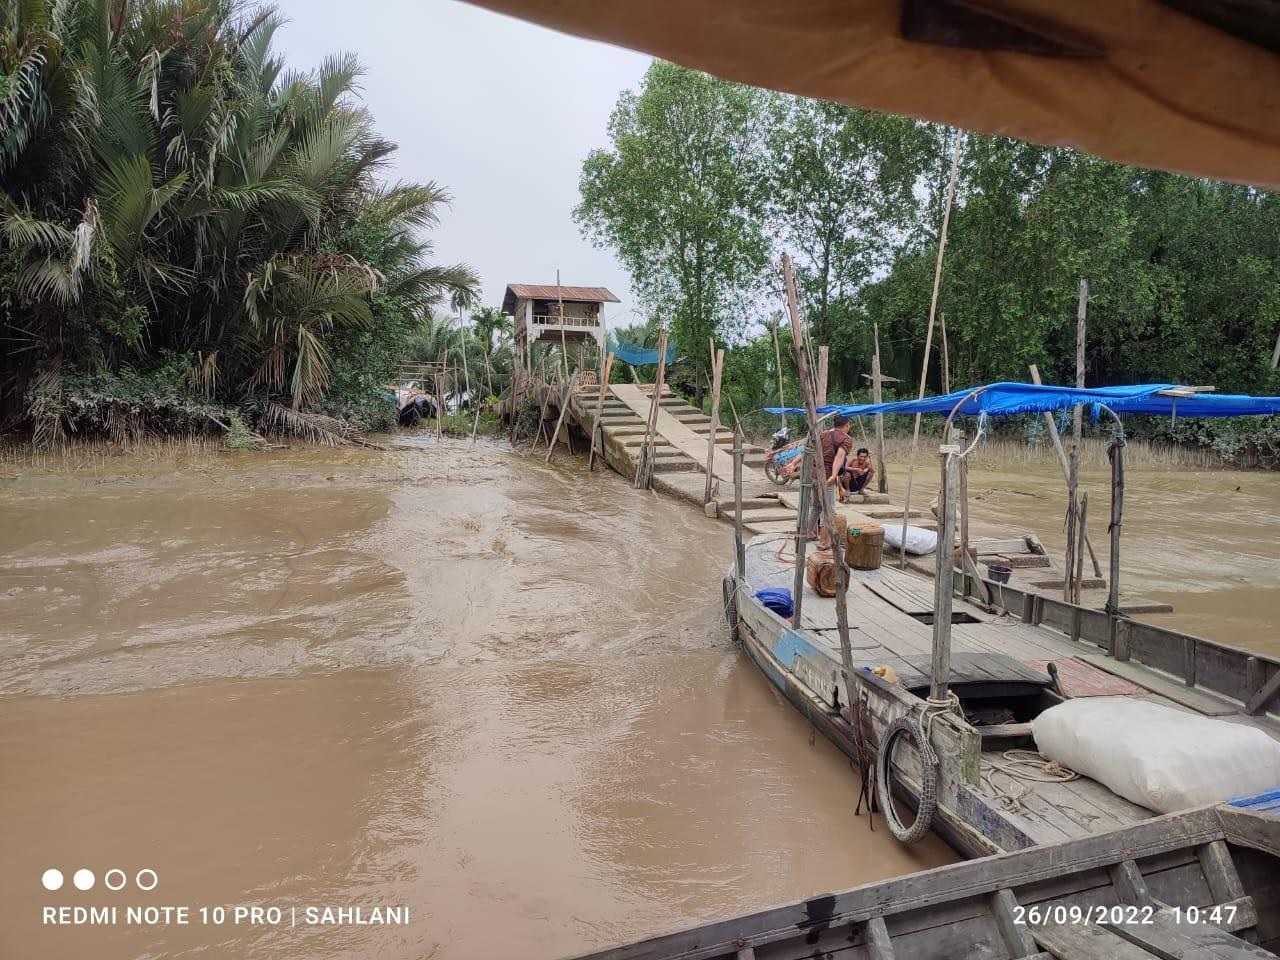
[465,0,1280,188]
[765,382,1280,419]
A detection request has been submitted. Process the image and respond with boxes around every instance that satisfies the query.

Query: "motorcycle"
[763,425,805,486]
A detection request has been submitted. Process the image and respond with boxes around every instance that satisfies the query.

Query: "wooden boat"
[723,533,1280,859]
[571,801,1280,960]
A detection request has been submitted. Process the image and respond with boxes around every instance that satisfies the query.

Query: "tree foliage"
[575,61,768,399]
[1,0,477,440]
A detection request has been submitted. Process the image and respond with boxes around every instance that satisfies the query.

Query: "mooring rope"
[981,748,1079,813]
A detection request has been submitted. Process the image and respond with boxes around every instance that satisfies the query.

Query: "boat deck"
[742,534,1277,850]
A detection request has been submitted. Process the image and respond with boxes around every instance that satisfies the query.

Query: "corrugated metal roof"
[502,284,620,313]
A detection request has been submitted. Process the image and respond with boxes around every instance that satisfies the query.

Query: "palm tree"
[0,0,478,437]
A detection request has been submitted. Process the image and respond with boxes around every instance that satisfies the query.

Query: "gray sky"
[272,0,650,325]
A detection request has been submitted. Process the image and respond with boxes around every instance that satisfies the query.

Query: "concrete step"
[651,456,700,473]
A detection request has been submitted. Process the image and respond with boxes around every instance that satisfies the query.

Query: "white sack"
[1032,696,1280,814]
[882,524,937,556]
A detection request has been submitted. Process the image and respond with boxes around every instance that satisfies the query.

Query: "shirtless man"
[840,447,876,501]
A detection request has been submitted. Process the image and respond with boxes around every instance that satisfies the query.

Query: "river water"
[0,441,953,960]
[2,442,1276,959]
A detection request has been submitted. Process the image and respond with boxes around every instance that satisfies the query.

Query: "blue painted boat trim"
[1229,787,1280,812]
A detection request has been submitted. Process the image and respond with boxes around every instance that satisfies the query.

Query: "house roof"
[465,0,1280,189]
[502,284,620,314]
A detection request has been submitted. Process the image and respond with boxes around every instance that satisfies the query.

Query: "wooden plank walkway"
[609,383,765,483]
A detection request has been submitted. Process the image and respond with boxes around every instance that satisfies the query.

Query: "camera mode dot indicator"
[73,869,95,891]
[41,869,64,891]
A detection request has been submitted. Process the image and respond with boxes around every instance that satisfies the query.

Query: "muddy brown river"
[1,440,1276,959]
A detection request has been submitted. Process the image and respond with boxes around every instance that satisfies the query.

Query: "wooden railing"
[529,313,599,328]
[955,568,1280,718]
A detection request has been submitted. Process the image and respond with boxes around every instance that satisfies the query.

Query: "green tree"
[766,96,931,353]
[0,0,477,440]
[576,61,768,401]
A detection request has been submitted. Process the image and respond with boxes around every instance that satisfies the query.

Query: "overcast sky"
[271,0,650,324]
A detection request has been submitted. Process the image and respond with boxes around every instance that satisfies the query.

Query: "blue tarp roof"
[764,382,1280,419]
[611,338,677,366]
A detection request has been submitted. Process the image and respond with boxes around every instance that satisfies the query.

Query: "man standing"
[809,415,853,543]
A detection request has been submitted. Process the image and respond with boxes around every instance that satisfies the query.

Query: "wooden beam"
[817,344,830,407]
[783,253,856,709]
[988,888,1038,958]
[733,431,746,580]
[1029,363,1102,579]
[1198,840,1247,905]
[900,131,962,565]
[704,341,725,503]
[931,446,959,701]
[865,916,896,960]
[1245,667,1280,715]
[1108,859,1155,907]
[872,323,888,494]
[544,372,581,463]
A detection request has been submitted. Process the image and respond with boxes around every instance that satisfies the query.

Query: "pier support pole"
[791,449,812,628]
[931,447,959,702]
[1107,433,1127,657]
[783,254,855,712]
[872,324,888,494]
[733,431,746,581]
[704,341,725,504]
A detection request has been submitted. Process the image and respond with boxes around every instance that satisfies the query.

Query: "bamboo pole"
[771,314,787,426]
[1074,493,1089,606]
[872,323,888,494]
[587,352,615,471]
[733,431,746,580]
[931,447,959,702]
[940,311,951,394]
[434,368,444,440]
[544,371,581,464]
[1063,280,1088,601]
[783,254,855,710]
[704,340,725,503]
[1028,364,1102,577]
[1107,434,1126,657]
[635,330,668,488]
[557,269,569,382]
[791,447,812,628]
[899,131,962,566]
[816,345,829,407]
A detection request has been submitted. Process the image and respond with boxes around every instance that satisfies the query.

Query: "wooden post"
[899,131,962,566]
[1029,364,1102,577]
[588,352,615,471]
[1272,325,1280,369]
[1106,434,1126,655]
[931,447,959,702]
[940,311,951,394]
[1074,493,1089,605]
[956,444,988,603]
[872,323,888,494]
[1064,280,1088,601]
[783,254,856,710]
[434,369,444,440]
[733,430,746,580]
[791,448,812,629]
[817,345,829,407]
[556,269,569,382]
[704,340,725,503]
[635,330,668,489]
[771,314,787,426]
[545,372,581,463]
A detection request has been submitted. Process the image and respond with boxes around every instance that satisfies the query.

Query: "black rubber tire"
[875,715,938,844]
[764,458,784,485]
[722,576,739,643]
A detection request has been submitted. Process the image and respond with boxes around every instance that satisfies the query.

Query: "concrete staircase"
[575,386,768,476]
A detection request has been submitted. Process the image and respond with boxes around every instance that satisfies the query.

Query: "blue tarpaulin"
[764,382,1280,420]
[612,339,677,366]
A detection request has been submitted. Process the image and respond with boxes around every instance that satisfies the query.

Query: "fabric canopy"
[464,0,1280,189]
[611,338,677,366]
[764,382,1280,419]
